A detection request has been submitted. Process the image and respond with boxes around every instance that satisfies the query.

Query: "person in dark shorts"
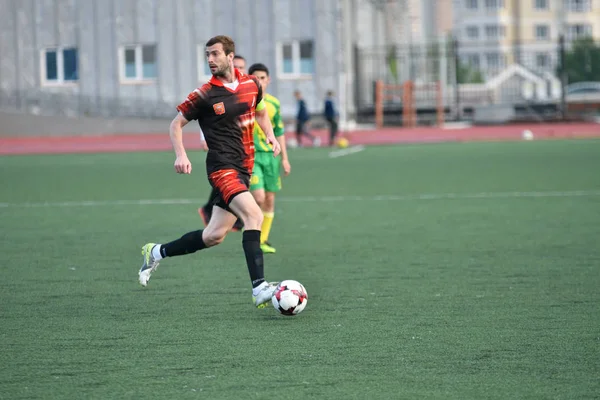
[294,90,319,147]
[324,90,339,146]
[138,36,282,309]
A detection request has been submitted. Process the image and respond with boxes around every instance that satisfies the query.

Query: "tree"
[457,61,484,84]
[386,45,399,83]
[561,37,600,83]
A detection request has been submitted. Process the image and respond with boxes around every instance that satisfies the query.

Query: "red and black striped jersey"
[177,68,263,176]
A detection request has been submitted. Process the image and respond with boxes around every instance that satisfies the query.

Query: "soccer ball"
[272,280,308,316]
[522,129,534,140]
[337,137,350,148]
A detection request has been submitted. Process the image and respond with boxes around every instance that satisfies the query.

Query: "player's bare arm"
[170,113,192,174]
[255,107,281,157]
[199,130,208,151]
[276,135,291,176]
[199,140,208,151]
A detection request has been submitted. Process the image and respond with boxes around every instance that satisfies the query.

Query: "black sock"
[242,230,264,288]
[203,188,219,211]
[160,230,207,258]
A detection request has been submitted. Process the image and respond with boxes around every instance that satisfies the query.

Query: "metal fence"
[355,37,600,125]
[2,36,599,126]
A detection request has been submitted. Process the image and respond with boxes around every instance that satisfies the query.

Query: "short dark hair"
[248,63,269,76]
[233,55,245,61]
[205,35,235,55]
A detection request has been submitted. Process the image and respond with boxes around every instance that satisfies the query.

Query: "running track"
[0,123,598,155]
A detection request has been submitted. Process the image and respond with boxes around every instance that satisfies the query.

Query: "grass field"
[1,140,599,399]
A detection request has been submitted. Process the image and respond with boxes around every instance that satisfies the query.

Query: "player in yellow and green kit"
[248,63,291,254]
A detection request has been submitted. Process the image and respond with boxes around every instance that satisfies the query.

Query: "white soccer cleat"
[252,281,278,308]
[139,243,160,287]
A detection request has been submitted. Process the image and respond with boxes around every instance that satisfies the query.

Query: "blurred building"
[452,0,600,77]
[2,0,595,128]
[0,0,407,123]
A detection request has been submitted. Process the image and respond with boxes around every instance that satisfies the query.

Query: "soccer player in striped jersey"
[247,63,290,254]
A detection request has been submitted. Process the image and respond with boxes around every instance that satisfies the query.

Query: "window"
[466,0,478,9]
[466,26,480,39]
[565,0,591,12]
[534,0,549,9]
[485,52,506,69]
[119,44,157,82]
[567,24,593,40]
[535,25,550,40]
[277,40,314,78]
[299,41,314,74]
[536,53,551,68]
[485,0,504,9]
[485,24,506,39]
[486,53,499,68]
[465,54,481,68]
[282,44,293,74]
[41,47,78,85]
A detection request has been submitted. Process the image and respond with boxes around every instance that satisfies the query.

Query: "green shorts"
[250,151,282,192]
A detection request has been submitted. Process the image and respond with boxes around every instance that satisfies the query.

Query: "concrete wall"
[0,110,197,136]
[0,0,353,121]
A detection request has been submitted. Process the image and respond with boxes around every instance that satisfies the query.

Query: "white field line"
[1,190,599,208]
[328,145,366,158]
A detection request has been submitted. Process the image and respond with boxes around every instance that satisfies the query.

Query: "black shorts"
[207,169,250,212]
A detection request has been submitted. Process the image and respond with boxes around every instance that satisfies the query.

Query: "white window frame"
[485,52,506,69]
[118,44,157,84]
[40,47,78,86]
[465,53,481,68]
[197,44,213,83]
[466,0,478,9]
[567,24,593,40]
[535,52,551,68]
[535,25,550,41]
[276,40,314,80]
[534,0,549,10]
[566,0,591,12]
[485,24,506,39]
[485,0,504,9]
[466,26,480,40]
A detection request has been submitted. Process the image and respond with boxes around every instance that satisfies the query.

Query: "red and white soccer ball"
[271,280,308,316]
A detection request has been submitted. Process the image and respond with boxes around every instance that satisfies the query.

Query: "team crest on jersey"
[213,102,225,115]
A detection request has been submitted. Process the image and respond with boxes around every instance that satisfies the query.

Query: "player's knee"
[243,207,263,230]
[253,191,265,208]
[264,193,275,212]
[249,208,264,226]
[202,226,227,246]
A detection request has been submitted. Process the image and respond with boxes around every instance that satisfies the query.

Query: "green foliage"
[457,60,485,84]
[386,45,399,83]
[561,37,600,83]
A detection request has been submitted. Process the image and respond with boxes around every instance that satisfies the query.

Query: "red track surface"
[0,123,598,155]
